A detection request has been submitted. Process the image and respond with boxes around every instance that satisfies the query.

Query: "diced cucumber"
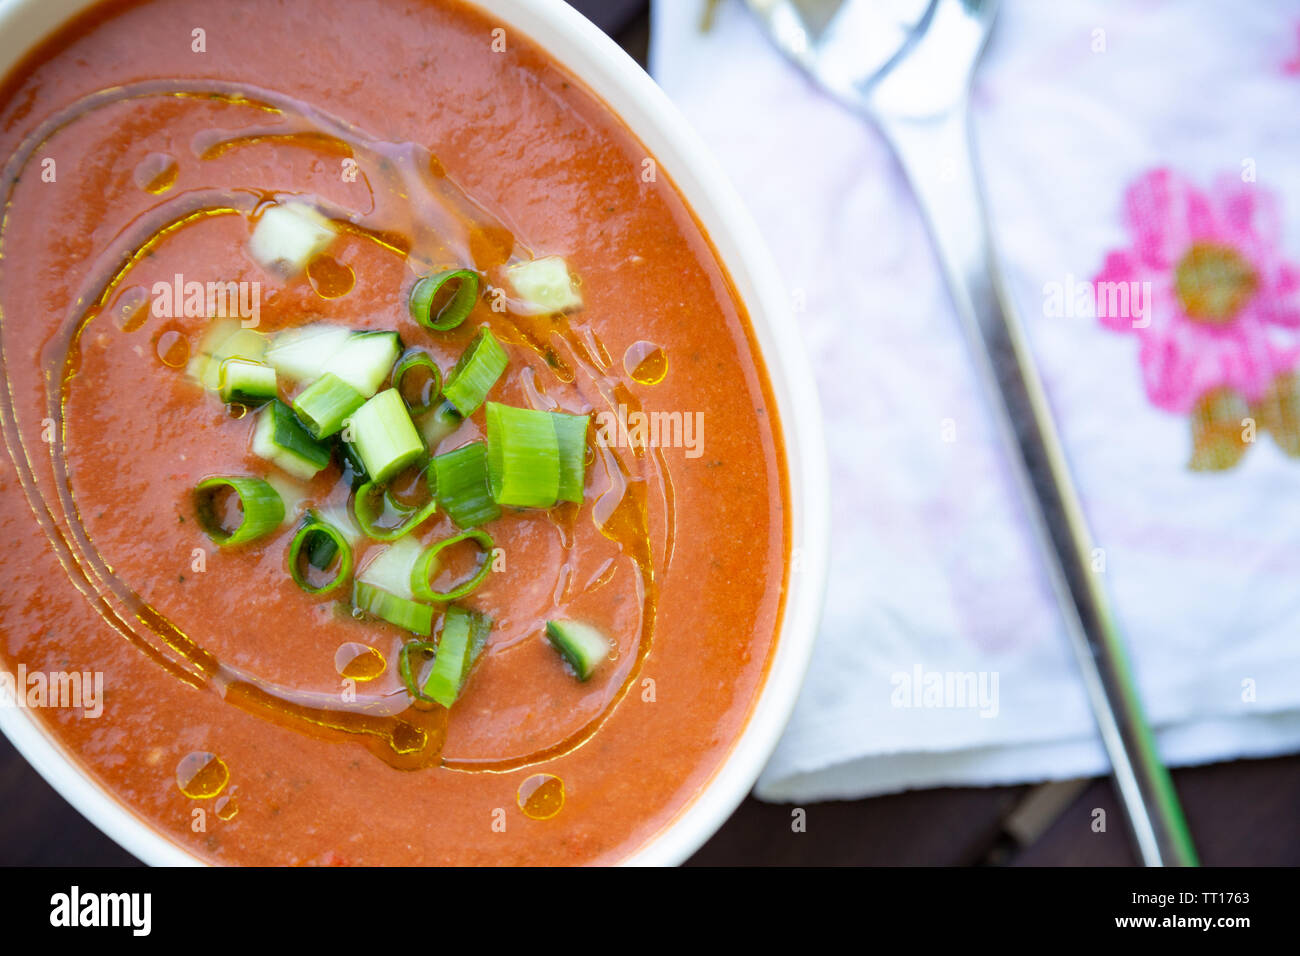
[353,538,433,634]
[322,331,401,398]
[218,358,277,406]
[263,472,307,522]
[357,538,423,597]
[265,325,353,383]
[189,320,267,390]
[251,400,332,480]
[248,202,337,277]
[506,256,582,314]
[544,620,609,681]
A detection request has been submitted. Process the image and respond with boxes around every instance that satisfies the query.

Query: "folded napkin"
[650,0,1300,800]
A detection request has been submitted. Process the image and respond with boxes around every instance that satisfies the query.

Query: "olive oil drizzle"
[0,78,672,772]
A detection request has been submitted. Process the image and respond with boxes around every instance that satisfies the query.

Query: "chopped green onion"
[485,402,559,508]
[353,479,437,542]
[292,371,366,439]
[409,269,479,331]
[421,606,477,707]
[248,201,337,277]
[398,612,493,706]
[392,349,443,416]
[288,514,353,594]
[354,582,433,635]
[307,529,338,569]
[417,399,463,450]
[410,529,493,602]
[545,619,609,681]
[431,442,501,528]
[551,412,591,504]
[345,388,425,483]
[354,539,432,634]
[323,331,401,398]
[442,327,507,416]
[468,609,493,667]
[506,256,582,314]
[398,640,440,704]
[251,399,332,480]
[193,476,285,547]
[218,357,277,406]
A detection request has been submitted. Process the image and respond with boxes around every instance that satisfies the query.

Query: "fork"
[744,0,1198,866]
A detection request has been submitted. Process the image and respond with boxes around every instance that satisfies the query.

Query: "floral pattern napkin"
[652,0,1300,799]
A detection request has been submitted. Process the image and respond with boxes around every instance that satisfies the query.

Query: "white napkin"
[650,0,1300,800]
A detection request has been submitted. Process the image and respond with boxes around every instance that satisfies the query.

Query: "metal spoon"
[744,0,1198,866]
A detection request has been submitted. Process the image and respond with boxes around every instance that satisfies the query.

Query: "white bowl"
[0,0,830,866]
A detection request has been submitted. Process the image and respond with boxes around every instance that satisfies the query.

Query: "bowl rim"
[0,0,830,867]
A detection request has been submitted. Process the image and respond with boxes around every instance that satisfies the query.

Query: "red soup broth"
[0,0,789,864]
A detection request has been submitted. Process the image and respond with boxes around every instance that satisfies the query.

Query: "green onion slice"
[398,611,493,705]
[292,371,366,439]
[431,442,502,528]
[421,607,471,707]
[398,640,440,704]
[353,582,433,635]
[353,479,438,542]
[442,327,508,416]
[409,269,479,332]
[345,388,426,483]
[410,529,494,602]
[392,349,443,416]
[486,402,560,508]
[193,476,285,547]
[426,607,492,707]
[288,515,353,594]
[551,412,591,504]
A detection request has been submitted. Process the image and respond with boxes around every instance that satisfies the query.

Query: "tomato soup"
[0,0,788,865]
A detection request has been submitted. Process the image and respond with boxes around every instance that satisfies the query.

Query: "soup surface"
[0,0,787,864]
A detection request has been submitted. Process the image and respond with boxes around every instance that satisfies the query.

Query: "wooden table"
[2,0,1296,868]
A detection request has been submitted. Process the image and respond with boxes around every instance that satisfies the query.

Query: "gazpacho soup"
[0,0,789,864]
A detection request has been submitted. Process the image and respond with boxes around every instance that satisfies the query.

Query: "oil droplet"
[215,794,239,820]
[133,152,178,195]
[624,341,667,385]
[176,751,229,799]
[517,773,565,820]
[111,285,150,332]
[335,642,386,681]
[155,329,189,368]
[226,402,249,420]
[307,255,355,299]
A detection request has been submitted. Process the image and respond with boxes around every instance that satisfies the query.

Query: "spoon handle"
[876,104,1198,867]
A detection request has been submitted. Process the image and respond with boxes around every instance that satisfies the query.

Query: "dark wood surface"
[4,725,1299,865]
[1,0,1297,869]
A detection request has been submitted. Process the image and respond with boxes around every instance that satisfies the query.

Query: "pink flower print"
[1094,169,1300,417]
[1094,169,1300,470]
